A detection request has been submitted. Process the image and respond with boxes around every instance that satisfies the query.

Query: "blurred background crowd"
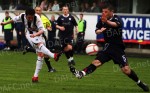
[0,0,150,14]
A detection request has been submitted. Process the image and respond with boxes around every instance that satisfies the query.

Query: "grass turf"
[0,51,149,93]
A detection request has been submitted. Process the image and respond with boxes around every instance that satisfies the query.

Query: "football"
[85,43,99,55]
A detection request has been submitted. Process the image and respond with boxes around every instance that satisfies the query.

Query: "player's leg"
[27,36,61,61]
[44,56,56,72]
[32,53,44,82]
[45,40,56,72]
[76,32,84,54]
[121,63,149,92]
[70,51,111,79]
[112,47,149,92]
[62,37,75,66]
[64,44,75,66]
[121,65,149,92]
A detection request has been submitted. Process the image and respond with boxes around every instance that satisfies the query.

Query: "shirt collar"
[63,14,69,17]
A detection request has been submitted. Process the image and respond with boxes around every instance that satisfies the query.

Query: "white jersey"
[13,13,46,52]
[12,13,46,35]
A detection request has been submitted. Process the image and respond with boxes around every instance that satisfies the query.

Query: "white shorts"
[26,34,45,52]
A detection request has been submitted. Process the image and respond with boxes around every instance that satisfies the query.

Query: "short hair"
[5,11,9,14]
[102,4,114,12]
[80,13,83,16]
[34,6,41,10]
[62,5,69,9]
[25,8,35,16]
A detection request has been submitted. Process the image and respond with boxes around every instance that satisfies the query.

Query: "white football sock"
[137,80,141,84]
[68,57,73,62]
[39,44,54,58]
[34,56,43,77]
[81,71,86,76]
[70,57,73,60]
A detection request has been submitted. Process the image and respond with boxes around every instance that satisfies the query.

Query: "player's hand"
[96,27,106,34]
[101,14,107,23]
[59,26,65,31]
[19,32,22,35]
[30,34,36,38]
[47,27,52,31]
[101,27,106,32]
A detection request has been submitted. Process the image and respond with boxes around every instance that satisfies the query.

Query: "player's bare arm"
[75,26,78,33]
[30,30,44,38]
[47,26,52,31]
[56,25,65,31]
[96,27,106,34]
[106,20,118,27]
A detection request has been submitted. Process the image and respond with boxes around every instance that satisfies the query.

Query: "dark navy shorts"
[60,37,74,50]
[95,43,128,68]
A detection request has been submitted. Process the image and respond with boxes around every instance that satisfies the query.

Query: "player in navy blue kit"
[56,5,78,66]
[70,5,149,92]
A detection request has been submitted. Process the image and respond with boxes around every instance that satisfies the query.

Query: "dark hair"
[62,5,69,9]
[80,13,83,16]
[25,8,35,16]
[102,4,114,12]
[5,11,9,14]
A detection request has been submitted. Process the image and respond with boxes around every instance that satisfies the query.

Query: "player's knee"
[64,44,72,51]
[92,60,102,67]
[37,42,43,48]
[37,56,44,62]
[37,52,44,57]
[121,66,131,75]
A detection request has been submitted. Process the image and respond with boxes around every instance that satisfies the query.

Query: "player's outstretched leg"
[137,81,149,92]
[64,44,75,66]
[121,66,149,92]
[38,43,61,61]
[70,66,84,79]
[70,62,98,79]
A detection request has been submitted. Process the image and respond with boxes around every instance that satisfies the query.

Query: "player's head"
[25,8,35,22]
[35,6,42,16]
[54,0,58,4]
[79,13,83,19]
[102,4,114,19]
[51,15,55,21]
[62,5,69,15]
[5,11,9,17]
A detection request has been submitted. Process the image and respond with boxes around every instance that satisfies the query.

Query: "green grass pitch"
[0,51,149,93]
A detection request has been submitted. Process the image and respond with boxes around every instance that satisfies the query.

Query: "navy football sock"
[65,52,70,59]
[128,70,139,82]
[83,64,97,75]
[44,58,52,70]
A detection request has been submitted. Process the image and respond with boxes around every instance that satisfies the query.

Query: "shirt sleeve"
[56,16,61,26]
[83,20,87,32]
[113,15,123,27]
[72,16,77,26]
[95,20,102,32]
[12,13,22,22]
